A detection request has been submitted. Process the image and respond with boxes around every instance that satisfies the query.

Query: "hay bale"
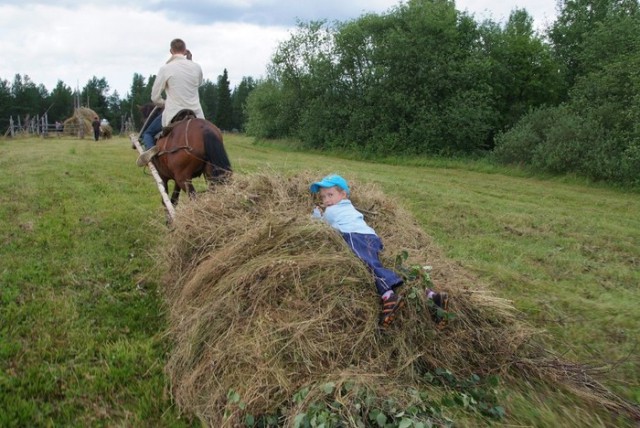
[62,107,99,136]
[159,171,638,426]
[100,124,113,139]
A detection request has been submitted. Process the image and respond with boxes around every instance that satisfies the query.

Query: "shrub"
[493,106,566,165]
[494,102,639,185]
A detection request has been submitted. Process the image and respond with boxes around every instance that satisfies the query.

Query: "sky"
[0,0,559,98]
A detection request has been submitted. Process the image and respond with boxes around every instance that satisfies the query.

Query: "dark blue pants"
[142,115,162,150]
[342,232,403,296]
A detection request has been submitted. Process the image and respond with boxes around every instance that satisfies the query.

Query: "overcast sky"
[0,0,559,97]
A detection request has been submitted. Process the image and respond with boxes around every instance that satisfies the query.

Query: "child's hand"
[312,206,323,218]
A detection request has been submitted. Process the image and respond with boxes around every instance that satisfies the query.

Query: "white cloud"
[0,3,289,95]
[0,0,558,97]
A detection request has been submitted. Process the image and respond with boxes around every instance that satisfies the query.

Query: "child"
[310,174,449,327]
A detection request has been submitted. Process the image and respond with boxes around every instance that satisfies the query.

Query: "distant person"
[91,117,100,141]
[137,38,204,166]
[55,121,62,137]
[310,174,450,328]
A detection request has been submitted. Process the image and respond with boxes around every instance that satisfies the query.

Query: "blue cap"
[310,174,350,195]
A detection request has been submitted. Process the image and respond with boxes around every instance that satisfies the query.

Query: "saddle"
[156,109,197,140]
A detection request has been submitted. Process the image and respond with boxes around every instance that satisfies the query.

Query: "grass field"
[1,135,638,426]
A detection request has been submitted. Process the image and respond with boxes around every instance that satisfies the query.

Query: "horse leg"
[185,180,197,199]
[170,181,181,206]
[173,172,197,200]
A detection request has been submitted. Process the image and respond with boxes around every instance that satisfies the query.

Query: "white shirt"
[151,54,204,127]
[312,199,377,235]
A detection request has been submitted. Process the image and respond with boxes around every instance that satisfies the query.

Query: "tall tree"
[548,0,623,95]
[121,73,148,129]
[81,76,110,119]
[254,0,497,154]
[47,80,74,123]
[231,76,256,131]
[199,79,218,121]
[12,74,48,118]
[374,0,495,154]
[268,20,334,143]
[106,91,122,133]
[245,79,292,138]
[0,78,12,131]
[481,9,564,133]
[215,69,233,130]
[495,0,640,184]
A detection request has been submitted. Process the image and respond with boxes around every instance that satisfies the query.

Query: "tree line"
[245,0,640,185]
[2,0,638,185]
[0,69,256,134]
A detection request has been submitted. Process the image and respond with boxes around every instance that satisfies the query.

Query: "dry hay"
[62,107,98,136]
[159,171,639,426]
[100,124,113,139]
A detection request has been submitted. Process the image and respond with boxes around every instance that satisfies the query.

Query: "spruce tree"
[231,76,256,131]
[216,69,233,130]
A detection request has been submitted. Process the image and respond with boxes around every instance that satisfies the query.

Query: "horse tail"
[203,128,232,183]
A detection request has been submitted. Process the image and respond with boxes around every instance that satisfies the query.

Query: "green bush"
[493,106,566,165]
[494,100,639,185]
[530,109,591,174]
[245,80,297,139]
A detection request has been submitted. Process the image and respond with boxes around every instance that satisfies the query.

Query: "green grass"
[1,135,638,426]
[0,137,189,426]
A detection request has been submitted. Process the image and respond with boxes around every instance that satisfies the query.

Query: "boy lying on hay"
[157,171,639,427]
[309,173,449,329]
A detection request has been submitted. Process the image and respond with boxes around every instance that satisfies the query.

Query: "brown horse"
[139,104,232,207]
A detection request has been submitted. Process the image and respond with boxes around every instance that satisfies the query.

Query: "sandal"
[428,291,449,328]
[380,293,404,328]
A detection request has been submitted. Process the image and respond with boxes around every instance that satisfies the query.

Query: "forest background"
[2,0,639,186]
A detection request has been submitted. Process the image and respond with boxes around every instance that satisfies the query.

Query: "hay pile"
[63,107,103,137]
[159,171,638,426]
[63,107,95,136]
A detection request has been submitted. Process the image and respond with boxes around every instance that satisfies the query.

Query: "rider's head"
[170,38,187,55]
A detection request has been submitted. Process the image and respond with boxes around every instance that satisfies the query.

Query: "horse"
[138,103,232,210]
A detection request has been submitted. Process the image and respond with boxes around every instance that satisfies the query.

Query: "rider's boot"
[136,146,159,167]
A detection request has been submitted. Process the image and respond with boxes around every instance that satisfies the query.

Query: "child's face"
[319,186,348,207]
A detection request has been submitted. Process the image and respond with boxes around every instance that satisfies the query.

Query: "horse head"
[138,103,163,120]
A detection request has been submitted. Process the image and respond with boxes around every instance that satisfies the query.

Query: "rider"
[137,38,205,166]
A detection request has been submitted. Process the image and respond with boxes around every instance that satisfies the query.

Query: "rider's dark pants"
[142,115,162,150]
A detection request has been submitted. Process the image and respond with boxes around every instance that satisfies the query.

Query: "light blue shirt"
[312,199,377,235]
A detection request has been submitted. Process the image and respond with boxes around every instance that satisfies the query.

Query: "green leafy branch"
[394,251,456,323]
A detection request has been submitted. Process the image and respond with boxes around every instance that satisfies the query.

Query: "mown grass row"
[0,135,638,426]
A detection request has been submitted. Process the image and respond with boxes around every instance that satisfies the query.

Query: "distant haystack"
[62,107,98,137]
[158,171,639,426]
[100,124,113,139]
